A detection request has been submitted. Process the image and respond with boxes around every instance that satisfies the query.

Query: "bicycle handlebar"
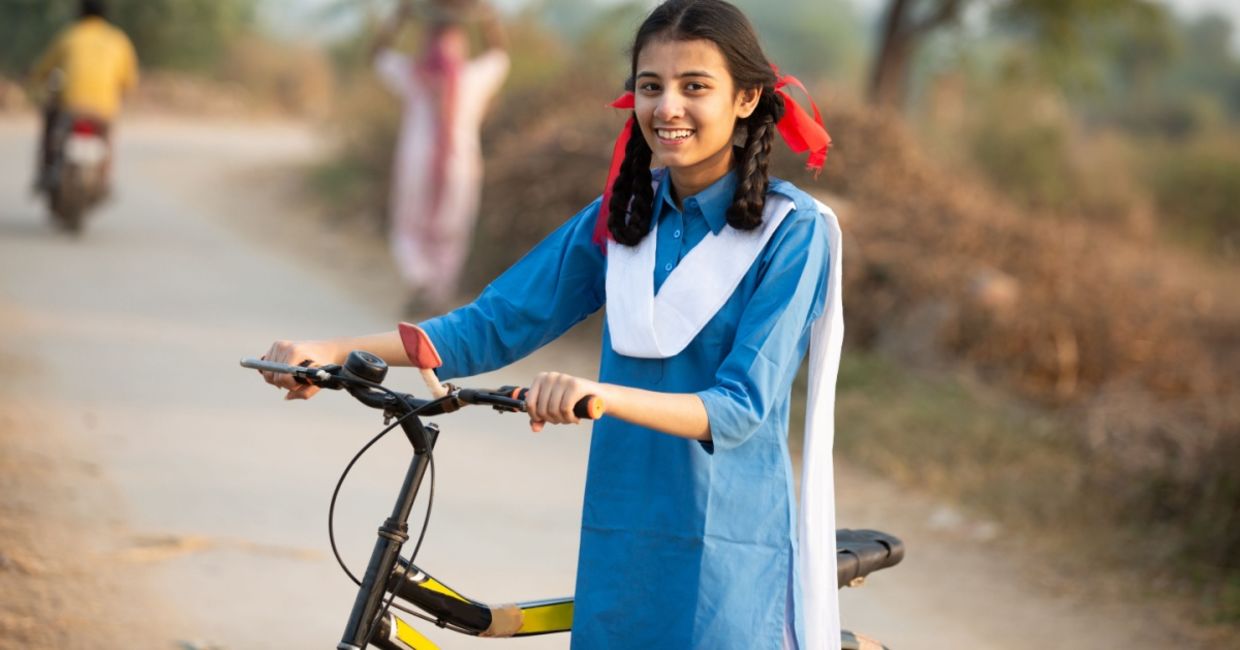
[243,351,605,648]
[239,354,606,420]
[241,357,339,385]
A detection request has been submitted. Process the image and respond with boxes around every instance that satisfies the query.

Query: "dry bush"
[128,71,253,116]
[219,35,336,118]
[309,77,400,230]
[813,97,1240,573]
[125,35,334,118]
[1145,135,1240,258]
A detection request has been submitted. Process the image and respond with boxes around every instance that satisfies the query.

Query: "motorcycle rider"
[29,0,138,193]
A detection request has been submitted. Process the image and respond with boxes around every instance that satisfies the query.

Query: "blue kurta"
[420,171,831,649]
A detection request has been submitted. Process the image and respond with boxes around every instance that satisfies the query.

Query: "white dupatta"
[606,195,845,650]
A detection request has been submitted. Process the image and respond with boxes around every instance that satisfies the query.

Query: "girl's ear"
[735,86,762,119]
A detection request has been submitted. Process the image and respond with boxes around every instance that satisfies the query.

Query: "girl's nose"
[654,94,684,122]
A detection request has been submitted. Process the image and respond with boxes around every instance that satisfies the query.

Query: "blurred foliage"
[866,0,1166,108]
[0,0,256,75]
[1144,134,1240,256]
[992,4,1240,132]
[725,0,867,85]
[964,83,1075,212]
[991,0,1171,85]
[910,3,1240,256]
[0,0,333,117]
[835,351,1078,521]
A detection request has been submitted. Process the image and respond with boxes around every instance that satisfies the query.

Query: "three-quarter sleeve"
[419,199,607,379]
[696,209,830,451]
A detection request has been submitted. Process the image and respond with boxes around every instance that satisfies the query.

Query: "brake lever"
[294,362,343,388]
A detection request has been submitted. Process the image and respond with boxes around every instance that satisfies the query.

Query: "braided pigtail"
[727,90,784,231]
[608,115,655,246]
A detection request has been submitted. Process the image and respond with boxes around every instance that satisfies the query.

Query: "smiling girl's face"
[634,37,761,200]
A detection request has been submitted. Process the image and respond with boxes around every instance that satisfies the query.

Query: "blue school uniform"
[420,170,831,649]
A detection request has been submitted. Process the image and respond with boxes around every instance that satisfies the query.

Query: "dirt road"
[0,115,1207,649]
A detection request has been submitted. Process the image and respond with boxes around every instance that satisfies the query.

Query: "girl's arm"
[258,200,606,400]
[258,331,409,400]
[525,372,709,439]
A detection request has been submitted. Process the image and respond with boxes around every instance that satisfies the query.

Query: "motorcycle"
[41,110,110,234]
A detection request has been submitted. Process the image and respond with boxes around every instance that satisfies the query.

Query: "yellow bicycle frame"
[369,561,574,650]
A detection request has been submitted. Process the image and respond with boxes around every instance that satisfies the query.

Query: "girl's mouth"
[655,128,694,144]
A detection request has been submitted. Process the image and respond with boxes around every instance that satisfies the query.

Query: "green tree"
[868,0,1170,110]
[735,0,866,85]
[869,0,962,109]
[0,0,255,76]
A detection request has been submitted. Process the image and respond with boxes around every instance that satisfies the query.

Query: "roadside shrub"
[957,82,1150,231]
[1145,136,1240,258]
[307,78,398,230]
[967,89,1076,212]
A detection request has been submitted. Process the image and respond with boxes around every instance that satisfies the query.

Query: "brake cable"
[320,385,456,647]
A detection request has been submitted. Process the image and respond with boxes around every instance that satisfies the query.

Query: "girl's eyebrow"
[636,70,717,79]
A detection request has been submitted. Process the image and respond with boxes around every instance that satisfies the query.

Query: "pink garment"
[375,46,509,305]
[416,31,463,222]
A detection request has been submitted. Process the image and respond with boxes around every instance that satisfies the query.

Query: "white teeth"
[657,129,693,141]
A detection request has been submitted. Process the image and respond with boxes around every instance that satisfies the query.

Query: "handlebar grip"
[511,388,606,420]
[239,357,338,387]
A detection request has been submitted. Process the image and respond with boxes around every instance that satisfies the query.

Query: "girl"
[260,1,843,647]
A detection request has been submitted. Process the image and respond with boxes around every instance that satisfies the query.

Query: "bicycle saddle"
[836,529,904,587]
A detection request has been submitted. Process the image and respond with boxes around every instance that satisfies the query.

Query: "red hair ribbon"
[593,71,830,249]
[773,71,831,176]
[594,91,635,249]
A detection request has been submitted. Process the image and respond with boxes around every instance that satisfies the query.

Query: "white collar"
[606,194,795,358]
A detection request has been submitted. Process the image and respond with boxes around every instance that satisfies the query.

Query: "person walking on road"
[372,0,509,315]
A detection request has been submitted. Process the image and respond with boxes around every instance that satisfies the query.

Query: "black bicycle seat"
[836,529,904,587]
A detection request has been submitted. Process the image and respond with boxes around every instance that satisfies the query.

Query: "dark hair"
[608,0,785,246]
[80,0,106,19]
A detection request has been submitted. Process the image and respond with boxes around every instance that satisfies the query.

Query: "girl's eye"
[638,82,661,93]
[685,82,708,92]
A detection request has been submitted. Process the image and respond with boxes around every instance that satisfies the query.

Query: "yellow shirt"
[32,17,139,120]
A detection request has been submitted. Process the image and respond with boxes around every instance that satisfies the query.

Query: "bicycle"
[242,350,904,650]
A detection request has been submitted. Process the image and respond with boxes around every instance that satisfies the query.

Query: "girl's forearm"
[328,331,411,367]
[597,384,711,441]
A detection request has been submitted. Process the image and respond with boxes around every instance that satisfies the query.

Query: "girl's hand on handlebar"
[526,372,603,432]
[258,339,343,400]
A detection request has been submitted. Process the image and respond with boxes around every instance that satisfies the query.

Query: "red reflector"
[72,120,99,135]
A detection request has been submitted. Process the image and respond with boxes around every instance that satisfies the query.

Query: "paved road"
[0,115,1205,649]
